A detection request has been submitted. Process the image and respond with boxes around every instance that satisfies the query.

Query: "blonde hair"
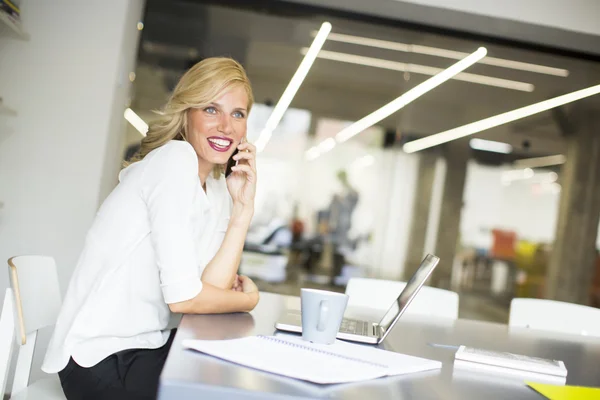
[125,57,254,177]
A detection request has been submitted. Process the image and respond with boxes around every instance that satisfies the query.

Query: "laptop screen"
[377,254,440,331]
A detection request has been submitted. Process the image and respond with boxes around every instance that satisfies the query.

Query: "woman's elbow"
[168,300,191,314]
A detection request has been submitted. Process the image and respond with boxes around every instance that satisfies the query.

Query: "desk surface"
[159,292,600,399]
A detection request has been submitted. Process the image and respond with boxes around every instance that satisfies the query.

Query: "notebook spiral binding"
[258,336,388,369]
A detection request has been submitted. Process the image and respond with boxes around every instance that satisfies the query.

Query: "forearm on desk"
[169,282,259,314]
[201,204,253,289]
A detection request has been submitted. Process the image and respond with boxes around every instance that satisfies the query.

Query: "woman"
[42,57,259,399]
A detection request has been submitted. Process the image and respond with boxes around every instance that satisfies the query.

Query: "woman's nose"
[217,114,233,135]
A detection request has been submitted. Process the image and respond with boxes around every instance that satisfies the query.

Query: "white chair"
[1,256,64,399]
[509,298,600,337]
[345,278,460,320]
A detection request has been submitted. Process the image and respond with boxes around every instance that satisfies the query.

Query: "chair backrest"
[509,298,600,337]
[8,256,62,345]
[0,289,17,396]
[5,256,62,395]
[345,278,460,320]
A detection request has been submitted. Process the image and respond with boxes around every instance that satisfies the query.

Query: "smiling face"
[187,85,249,174]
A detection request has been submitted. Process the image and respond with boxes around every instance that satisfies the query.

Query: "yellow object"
[528,382,600,399]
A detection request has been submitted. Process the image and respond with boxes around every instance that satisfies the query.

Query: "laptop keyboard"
[339,318,370,336]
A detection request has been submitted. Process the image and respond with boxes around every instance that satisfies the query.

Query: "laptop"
[275,254,440,344]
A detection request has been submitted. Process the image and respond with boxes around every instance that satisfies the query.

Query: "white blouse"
[42,140,231,373]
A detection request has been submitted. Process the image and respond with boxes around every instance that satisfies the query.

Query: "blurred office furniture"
[333,264,364,287]
[489,229,518,299]
[509,298,600,337]
[345,278,460,320]
[240,221,291,283]
[452,248,478,291]
[514,242,549,299]
[1,256,64,399]
[332,234,371,286]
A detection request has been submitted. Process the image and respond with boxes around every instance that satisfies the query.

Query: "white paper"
[182,335,441,384]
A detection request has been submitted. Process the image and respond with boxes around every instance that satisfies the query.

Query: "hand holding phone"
[225,137,257,208]
[225,148,239,178]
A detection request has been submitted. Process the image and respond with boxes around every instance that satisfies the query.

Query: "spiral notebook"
[182,335,442,384]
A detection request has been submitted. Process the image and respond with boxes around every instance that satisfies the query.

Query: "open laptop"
[275,254,440,344]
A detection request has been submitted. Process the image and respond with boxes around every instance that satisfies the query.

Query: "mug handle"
[317,300,329,332]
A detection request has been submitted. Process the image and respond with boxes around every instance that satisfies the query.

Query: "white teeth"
[208,138,231,147]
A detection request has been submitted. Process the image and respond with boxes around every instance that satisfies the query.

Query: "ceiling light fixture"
[255,22,332,153]
[316,31,569,77]
[305,137,337,160]
[469,138,513,154]
[513,154,566,169]
[502,168,534,184]
[305,49,533,92]
[124,108,148,136]
[335,47,487,144]
[403,84,600,153]
[305,47,487,160]
[501,169,558,186]
[350,154,376,169]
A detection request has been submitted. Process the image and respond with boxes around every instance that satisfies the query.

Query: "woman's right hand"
[226,141,257,211]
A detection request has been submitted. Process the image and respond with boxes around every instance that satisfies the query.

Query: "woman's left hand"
[232,274,243,292]
[226,140,257,208]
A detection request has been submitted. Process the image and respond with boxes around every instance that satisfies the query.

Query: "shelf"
[0,9,28,40]
[0,104,16,116]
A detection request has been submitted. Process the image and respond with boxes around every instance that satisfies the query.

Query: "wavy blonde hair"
[125,57,254,177]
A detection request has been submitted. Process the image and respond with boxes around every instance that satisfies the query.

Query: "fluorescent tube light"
[304,138,336,160]
[335,47,488,144]
[403,84,600,153]
[469,138,512,154]
[306,49,533,92]
[317,137,336,153]
[502,168,534,183]
[255,22,332,152]
[350,154,375,169]
[124,108,148,136]
[318,31,568,77]
[538,172,559,183]
[502,169,557,186]
[514,154,566,169]
[305,147,321,161]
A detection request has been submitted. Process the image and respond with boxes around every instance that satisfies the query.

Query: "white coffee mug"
[301,288,349,345]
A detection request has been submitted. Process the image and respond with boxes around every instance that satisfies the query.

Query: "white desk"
[159,292,600,399]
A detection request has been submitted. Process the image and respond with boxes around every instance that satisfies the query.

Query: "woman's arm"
[200,141,257,289]
[200,205,252,289]
[169,275,259,314]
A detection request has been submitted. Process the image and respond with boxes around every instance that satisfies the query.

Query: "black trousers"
[58,330,176,400]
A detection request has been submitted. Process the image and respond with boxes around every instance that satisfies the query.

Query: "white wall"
[460,162,564,249]
[374,151,419,279]
[423,157,446,257]
[0,0,144,292]
[394,0,600,36]
[0,0,144,383]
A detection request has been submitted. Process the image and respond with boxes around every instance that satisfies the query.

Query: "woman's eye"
[205,107,217,114]
[233,111,245,118]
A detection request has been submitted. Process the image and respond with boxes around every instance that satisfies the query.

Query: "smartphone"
[225,149,239,178]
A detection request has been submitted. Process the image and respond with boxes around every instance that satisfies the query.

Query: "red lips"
[207,136,233,152]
